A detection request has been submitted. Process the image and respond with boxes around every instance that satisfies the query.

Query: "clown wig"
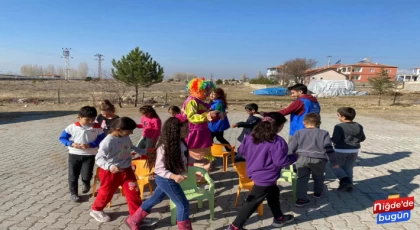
[186,78,216,99]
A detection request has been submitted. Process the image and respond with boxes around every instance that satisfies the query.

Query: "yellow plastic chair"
[232,162,263,216]
[91,167,124,208]
[211,144,236,172]
[170,166,214,225]
[277,164,297,201]
[132,159,154,199]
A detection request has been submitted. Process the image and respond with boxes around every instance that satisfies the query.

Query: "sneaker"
[314,193,322,198]
[224,224,247,230]
[272,214,295,227]
[295,199,310,207]
[140,217,158,227]
[337,177,352,191]
[90,210,111,222]
[70,194,80,202]
[346,185,354,192]
[82,182,91,194]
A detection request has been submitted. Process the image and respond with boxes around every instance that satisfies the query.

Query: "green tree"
[215,79,223,85]
[111,47,164,107]
[368,68,395,106]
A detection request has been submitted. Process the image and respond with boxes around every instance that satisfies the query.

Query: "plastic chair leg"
[170,201,177,225]
[209,195,215,220]
[292,177,297,202]
[91,176,97,198]
[257,203,263,216]
[223,155,228,172]
[235,188,241,206]
[148,183,153,196]
[139,184,144,200]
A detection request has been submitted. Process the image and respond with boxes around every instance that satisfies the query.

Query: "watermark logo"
[373,195,414,224]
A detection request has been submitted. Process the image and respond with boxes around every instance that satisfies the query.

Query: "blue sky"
[1,0,420,78]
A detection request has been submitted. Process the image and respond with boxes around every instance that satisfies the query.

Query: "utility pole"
[61,48,72,80]
[210,73,213,82]
[94,54,104,80]
[327,56,332,68]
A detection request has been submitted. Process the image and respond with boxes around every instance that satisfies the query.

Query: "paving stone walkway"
[1,111,420,230]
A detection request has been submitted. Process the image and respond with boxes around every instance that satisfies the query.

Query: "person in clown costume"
[182,78,222,177]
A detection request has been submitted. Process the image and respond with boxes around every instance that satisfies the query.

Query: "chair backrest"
[211,144,225,155]
[181,166,214,192]
[232,162,253,185]
[132,159,154,179]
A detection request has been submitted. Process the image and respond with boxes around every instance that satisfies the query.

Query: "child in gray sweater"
[289,113,338,207]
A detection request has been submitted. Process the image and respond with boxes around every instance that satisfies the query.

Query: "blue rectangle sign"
[377,210,411,224]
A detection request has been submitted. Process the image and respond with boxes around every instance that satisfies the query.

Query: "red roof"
[347,62,397,68]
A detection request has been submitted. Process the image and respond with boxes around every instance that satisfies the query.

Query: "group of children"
[58,79,366,230]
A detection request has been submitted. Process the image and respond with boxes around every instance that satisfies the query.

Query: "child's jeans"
[92,168,141,216]
[68,154,95,195]
[331,151,358,183]
[141,175,190,221]
[296,156,326,200]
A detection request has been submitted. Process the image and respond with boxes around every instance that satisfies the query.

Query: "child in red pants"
[90,117,156,227]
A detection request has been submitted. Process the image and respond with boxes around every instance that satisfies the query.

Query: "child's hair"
[304,113,321,126]
[252,112,287,144]
[110,117,137,131]
[99,100,116,113]
[78,106,98,118]
[213,88,228,109]
[337,107,356,121]
[139,105,160,118]
[168,105,181,114]
[245,103,258,112]
[288,83,308,94]
[146,117,187,174]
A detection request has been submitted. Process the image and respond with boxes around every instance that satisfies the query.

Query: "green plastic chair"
[277,164,297,201]
[170,166,215,225]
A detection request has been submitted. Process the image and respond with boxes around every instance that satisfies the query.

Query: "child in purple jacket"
[225,112,297,230]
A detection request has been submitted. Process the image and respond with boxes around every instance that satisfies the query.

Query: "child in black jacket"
[231,103,263,162]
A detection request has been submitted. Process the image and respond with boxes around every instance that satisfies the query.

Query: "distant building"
[304,69,347,84]
[328,59,397,83]
[39,73,61,78]
[397,69,419,82]
[266,64,285,79]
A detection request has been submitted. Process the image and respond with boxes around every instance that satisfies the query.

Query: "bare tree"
[98,71,131,108]
[78,62,89,79]
[241,73,247,82]
[47,65,55,74]
[283,58,317,84]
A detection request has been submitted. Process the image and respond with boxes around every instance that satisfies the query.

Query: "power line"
[94,54,104,79]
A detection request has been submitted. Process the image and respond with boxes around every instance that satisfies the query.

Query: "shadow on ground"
[0,110,77,125]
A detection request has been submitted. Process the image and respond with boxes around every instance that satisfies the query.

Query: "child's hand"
[71,143,82,149]
[172,174,187,184]
[110,165,121,173]
[81,144,90,149]
[231,124,237,128]
[332,164,339,169]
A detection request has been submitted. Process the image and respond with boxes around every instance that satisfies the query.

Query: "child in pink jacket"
[137,105,162,149]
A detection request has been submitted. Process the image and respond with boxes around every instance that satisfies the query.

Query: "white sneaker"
[90,210,111,222]
[140,217,158,227]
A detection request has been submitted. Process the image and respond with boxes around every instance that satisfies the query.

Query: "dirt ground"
[1,80,419,126]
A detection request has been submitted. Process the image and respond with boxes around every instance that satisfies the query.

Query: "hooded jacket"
[279,94,320,136]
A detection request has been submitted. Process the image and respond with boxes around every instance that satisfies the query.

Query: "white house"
[397,69,419,82]
[304,69,347,84]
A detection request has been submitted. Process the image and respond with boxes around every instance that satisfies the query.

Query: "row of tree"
[20,62,89,79]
